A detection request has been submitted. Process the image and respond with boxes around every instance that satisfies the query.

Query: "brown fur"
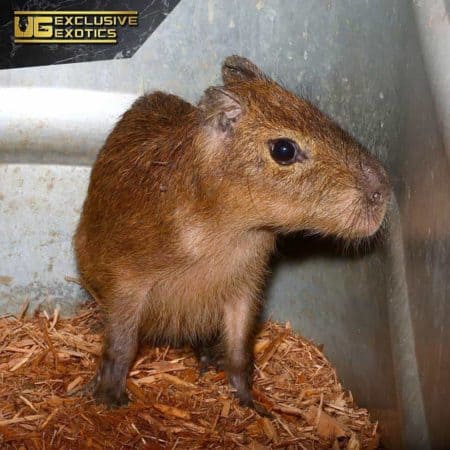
[74,55,390,407]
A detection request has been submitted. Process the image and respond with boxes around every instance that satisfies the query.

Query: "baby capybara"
[75,55,390,408]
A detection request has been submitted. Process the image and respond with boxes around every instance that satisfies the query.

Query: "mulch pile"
[0,301,380,449]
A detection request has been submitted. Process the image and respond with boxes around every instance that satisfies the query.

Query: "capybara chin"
[74,55,391,408]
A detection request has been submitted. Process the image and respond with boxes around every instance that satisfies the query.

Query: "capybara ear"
[222,55,268,85]
[198,86,243,134]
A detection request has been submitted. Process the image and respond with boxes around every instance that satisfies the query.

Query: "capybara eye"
[269,139,301,165]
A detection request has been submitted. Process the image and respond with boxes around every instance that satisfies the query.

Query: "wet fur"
[74,56,390,407]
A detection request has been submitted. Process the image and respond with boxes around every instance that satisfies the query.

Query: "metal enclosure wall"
[1,1,449,448]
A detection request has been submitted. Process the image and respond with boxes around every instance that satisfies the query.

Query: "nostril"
[371,191,383,205]
[361,160,390,207]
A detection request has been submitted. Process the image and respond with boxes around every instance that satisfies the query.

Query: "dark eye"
[269,139,304,165]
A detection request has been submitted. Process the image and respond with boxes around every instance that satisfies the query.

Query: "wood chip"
[66,375,84,393]
[260,417,278,442]
[273,403,307,418]
[258,331,288,369]
[153,403,191,420]
[40,318,58,369]
[0,275,13,285]
[0,414,44,426]
[348,432,361,450]
[39,407,59,430]
[126,379,149,403]
[246,441,270,450]
[221,399,232,417]
[134,375,157,385]
[141,372,196,389]
[0,302,380,449]
[305,405,349,440]
[19,395,38,413]
[367,432,381,450]
[17,298,30,320]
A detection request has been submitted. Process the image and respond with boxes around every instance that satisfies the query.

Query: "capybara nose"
[361,160,390,207]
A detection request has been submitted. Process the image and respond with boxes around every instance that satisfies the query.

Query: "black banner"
[0,0,181,69]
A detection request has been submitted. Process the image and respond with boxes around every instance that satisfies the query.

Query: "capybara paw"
[198,353,226,375]
[93,385,130,408]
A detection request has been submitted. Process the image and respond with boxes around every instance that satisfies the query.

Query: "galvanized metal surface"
[389,3,450,442]
[1,0,449,447]
[413,0,450,159]
[0,89,136,164]
[1,164,89,314]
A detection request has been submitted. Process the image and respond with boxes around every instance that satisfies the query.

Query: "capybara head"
[197,55,390,239]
